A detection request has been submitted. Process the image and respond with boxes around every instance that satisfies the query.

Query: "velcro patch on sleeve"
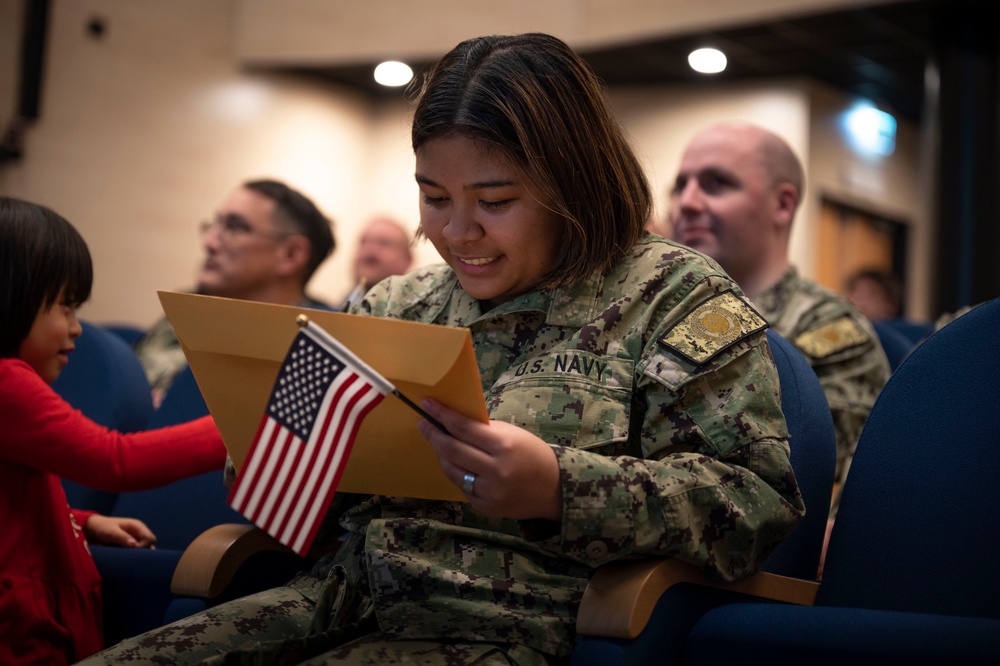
[794,316,870,359]
[659,290,768,365]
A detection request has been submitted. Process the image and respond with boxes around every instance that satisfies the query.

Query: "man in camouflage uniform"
[669,121,891,485]
[83,236,803,665]
[134,179,335,406]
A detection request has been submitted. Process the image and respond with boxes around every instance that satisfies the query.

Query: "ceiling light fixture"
[373,61,413,87]
[688,48,727,74]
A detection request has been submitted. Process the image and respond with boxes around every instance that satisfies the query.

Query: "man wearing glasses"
[135,179,335,406]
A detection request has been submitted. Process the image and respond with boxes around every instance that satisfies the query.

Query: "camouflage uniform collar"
[420,266,604,328]
[751,265,800,318]
[470,269,603,328]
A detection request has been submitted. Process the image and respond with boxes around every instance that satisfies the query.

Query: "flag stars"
[264,332,348,440]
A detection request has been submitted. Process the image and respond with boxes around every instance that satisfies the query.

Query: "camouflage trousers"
[77,569,558,666]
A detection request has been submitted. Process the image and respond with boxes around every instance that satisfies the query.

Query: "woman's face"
[19,288,82,384]
[415,134,563,309]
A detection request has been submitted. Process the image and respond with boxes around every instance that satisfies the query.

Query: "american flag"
[228,320,394,556]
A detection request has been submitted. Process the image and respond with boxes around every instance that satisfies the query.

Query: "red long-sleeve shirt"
[0,358,227,665]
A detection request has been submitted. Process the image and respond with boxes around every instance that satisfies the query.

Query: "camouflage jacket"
[753,267,891,483]
[316,236,803,658]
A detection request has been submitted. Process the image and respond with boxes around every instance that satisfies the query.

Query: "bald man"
[668,122,890,487]
[340,217,413,310]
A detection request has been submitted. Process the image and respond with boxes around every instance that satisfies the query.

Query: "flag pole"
[296,314,449,434]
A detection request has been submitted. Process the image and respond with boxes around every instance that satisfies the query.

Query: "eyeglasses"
[199,215,292,242]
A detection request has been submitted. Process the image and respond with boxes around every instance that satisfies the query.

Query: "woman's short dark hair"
[411,33,652,289]
[0,196,92,357]
[244,179,335,285]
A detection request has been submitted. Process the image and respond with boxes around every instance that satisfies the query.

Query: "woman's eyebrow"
[415,174,516,190]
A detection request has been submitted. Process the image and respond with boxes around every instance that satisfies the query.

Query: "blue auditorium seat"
[879,316,934,346]
[100,323,147,347]
[679,298,1000,664]
[871,319,915,370]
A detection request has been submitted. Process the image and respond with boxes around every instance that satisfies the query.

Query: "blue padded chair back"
[51,320,154,432]
[820,298,1000,616]
[870,319,914,370]
[110,365,248,550]
[52,321,154,514]
[880,317,934,346]
[761,329,837,580]
[102,323,147,347]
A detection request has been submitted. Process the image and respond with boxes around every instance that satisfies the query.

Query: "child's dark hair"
[0,196,92,357]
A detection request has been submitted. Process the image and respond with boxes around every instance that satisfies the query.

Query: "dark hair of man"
[411,33,652,289]
[243,179,336,285]
[0,196,92,357]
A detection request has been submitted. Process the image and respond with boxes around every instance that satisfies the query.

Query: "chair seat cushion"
[686,602,1000,666]
[90,545,183,646]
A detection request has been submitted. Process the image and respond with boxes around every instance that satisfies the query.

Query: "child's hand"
[84,514,157,549]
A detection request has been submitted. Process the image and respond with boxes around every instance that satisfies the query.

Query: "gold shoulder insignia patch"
[794,317,870,359]
[660,290,768,365]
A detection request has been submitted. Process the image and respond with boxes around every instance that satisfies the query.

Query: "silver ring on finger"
[462,471,477,495]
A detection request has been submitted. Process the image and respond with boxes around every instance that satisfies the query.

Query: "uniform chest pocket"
[485,352,634,452]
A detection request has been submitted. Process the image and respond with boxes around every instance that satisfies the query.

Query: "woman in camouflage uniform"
[83,33,803,666]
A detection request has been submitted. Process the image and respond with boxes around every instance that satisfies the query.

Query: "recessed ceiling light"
[688,48,727,74]
[374,61,413,87]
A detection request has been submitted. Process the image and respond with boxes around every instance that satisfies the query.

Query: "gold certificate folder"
[158,291,488,502]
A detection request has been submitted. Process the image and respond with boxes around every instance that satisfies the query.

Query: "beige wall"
[233,0,905,63]
[0,0,403,326]
[0,0,927,327]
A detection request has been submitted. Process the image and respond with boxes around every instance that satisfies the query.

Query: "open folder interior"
[159,291,488,502]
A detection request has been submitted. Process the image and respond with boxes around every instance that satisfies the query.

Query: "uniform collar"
[428,268,604,329]
[752,265,800,318]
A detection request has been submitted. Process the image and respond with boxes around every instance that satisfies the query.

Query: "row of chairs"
[54,297,999,660]
[572,297,1000,664]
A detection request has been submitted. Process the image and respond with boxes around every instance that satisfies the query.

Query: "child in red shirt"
[0,196,228,665]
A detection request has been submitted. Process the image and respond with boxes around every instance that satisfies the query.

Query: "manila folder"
[158,290,487,502]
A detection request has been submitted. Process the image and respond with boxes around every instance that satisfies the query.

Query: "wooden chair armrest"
[170,523,294,598]
[577,558,820,639]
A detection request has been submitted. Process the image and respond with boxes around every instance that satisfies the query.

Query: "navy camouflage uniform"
[83,236,803,665]
[753,267,891,483]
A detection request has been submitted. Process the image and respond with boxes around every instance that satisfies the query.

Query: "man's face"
[354,219,412,288]
[667,128,778,278]
[196,188,291,299]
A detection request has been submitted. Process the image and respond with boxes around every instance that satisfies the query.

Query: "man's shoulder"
[779,273,880,362]
[788,273,856,318]
[134,317,177,353]
[361,264,459,321]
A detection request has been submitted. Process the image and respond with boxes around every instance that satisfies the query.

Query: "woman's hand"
[417,398,562,521]
[84,514,157,549]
